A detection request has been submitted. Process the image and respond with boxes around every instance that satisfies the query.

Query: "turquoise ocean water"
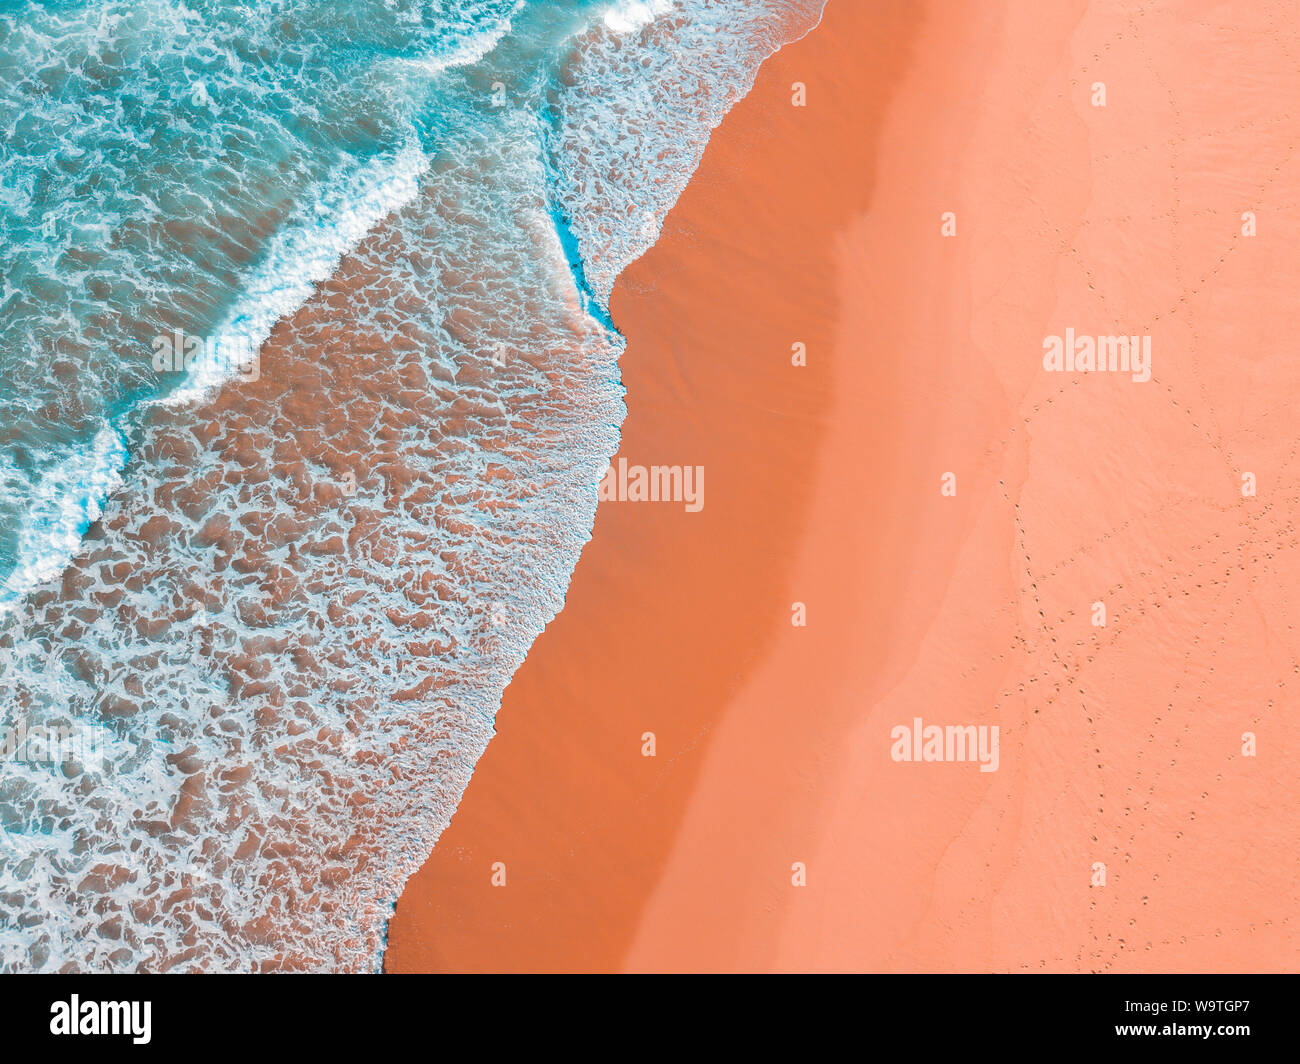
[0,0,823,970]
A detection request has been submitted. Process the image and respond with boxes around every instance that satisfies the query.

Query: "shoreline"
[384,0,917,972]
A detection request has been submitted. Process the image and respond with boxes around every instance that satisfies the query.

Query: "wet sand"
[386,0,1300,972]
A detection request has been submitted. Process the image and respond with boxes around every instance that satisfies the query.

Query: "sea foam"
[156,137,431,409]
[604,0,676,34]
[0,0,826,973]
[0,424,127,614]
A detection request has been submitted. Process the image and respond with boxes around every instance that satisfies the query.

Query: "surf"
[0,0,827,972]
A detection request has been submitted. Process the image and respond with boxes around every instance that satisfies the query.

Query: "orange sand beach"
[386,0,1300,972]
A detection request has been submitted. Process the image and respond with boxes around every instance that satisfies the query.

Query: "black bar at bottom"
[0,973,1292,1054]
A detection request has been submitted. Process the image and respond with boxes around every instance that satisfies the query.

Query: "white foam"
[604,0,676,34]
[386,0,522,76]
[0,139,430,616]
[0,423,128,614]
[157,136,430,409]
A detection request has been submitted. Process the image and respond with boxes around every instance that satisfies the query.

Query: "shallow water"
[0,0,824,971]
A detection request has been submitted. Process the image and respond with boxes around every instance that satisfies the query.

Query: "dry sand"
[386,0,1300,972]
